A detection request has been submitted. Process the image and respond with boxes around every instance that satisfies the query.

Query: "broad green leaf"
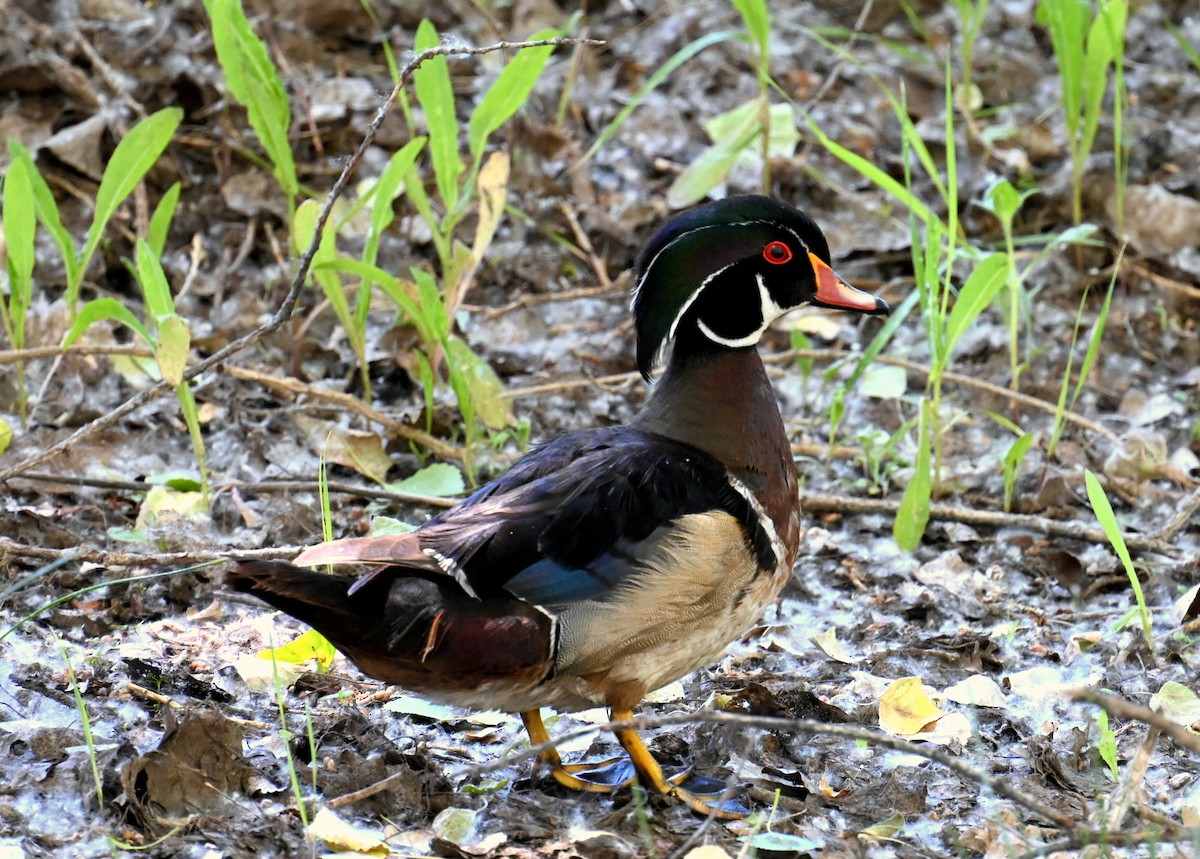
[78,107,182,307]
[7,141,77,284]
[154,315,191,386]
[148,181,182,258]
[107,526,150,543]
[1097,709,1119,780]
[894,399,933,550]
[63,297,154,350]
[1036,0,1088,135]
[445,337,512,430]
[203,0,297,197]
[413,20,462,213]
[388,463,465,497]
[938,252,1008,374]
[667,116,759,208]
[468,32,556,163]
[0,418,12,455]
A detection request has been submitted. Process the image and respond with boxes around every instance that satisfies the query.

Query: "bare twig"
[1066,687,1200,756]
[225,365,464,462]
[799,491,1183,556]
[0,36,601,487]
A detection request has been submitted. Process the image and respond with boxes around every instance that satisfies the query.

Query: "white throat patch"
[696,273,785,349]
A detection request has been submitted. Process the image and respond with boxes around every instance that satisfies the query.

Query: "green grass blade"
[575,30,739,169]
[203,0,298,199]
[894,398,933,550]
[805,116,940,229]
[730,0,770,59]
[468,32,557,164]
[2,155,36,347]
[63,297,154,350]
[135,238,175,322]
[935,252,1008,376]
[414,20,462,214]
[1084,469,1153,651]
[148,181,182,258]
[7,141,78,285]
[77,107,182,308]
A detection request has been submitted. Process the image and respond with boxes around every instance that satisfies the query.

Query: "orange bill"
[809,252,889,315]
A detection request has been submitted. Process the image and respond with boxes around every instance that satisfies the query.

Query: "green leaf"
[937,252,1008,374]
[148,181,182,258]
[107,526,150,543]
[2,155,35,347]
[1084,469,1152,651]
[135,238,176,321]
[413,20,462,214]
[575,30,739,169]
[445,336,513,430]
[0,417,12,455]
[154,315,191,387]
[388,462,465,497]
[730,0,770,60]
[78,107,182,308]
[894,399,933,550]
[667,109,760,208]
[1002,433,1035,512]
[203,0,297,197]
[63,297,154,350]
[363,137,427,267]
[1097,709,1119,781]
[468,32,557,164]
[7,141,77,285]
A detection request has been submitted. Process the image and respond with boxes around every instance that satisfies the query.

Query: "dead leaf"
[879,677,943,735]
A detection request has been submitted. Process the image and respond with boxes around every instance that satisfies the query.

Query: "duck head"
[632,195,889,379]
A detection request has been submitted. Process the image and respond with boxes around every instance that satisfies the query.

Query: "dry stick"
[1102,726,1160,832]
[0,344,155,364]
[800,492,1183,556]
[0,36,602,487]
[1156,483,1200,542]
[0,536,301,567]
[9,471,459,510]
[224,365,463,462]
[1066,687,1200,756]
[124,682,269,729]
[462,709,1079,831]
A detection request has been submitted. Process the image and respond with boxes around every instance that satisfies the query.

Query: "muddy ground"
[2,0,1200,857]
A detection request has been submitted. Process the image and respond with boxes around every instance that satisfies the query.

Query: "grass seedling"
[64,647,106,812]
[1047,251,1118,460]
[1,151,35,423]
[1084,469,1153,653]
[5,109,180,324]
[63,238,212,506]
[1036,0,1129,228]
[666,0,789,206]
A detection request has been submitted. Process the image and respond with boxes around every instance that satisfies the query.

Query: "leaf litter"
[0,0,1198,857]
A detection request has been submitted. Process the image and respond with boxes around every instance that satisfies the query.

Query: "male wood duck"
[228,195,888,816]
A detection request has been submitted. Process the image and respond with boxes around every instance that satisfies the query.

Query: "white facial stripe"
[666,260,736,344]
[694,273,785,349]
[725,473,785,571]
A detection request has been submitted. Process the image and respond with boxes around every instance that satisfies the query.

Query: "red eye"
[763,241,792,264]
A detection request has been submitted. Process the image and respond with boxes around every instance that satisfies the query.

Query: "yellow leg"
[520,709,632,793]
[610,708,746,820]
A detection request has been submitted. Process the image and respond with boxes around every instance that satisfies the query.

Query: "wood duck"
[228,195,888,816]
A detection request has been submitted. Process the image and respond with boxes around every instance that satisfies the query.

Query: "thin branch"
[0,36,601,486]
[798,491,1184,556]
[1066,687,1200,756]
